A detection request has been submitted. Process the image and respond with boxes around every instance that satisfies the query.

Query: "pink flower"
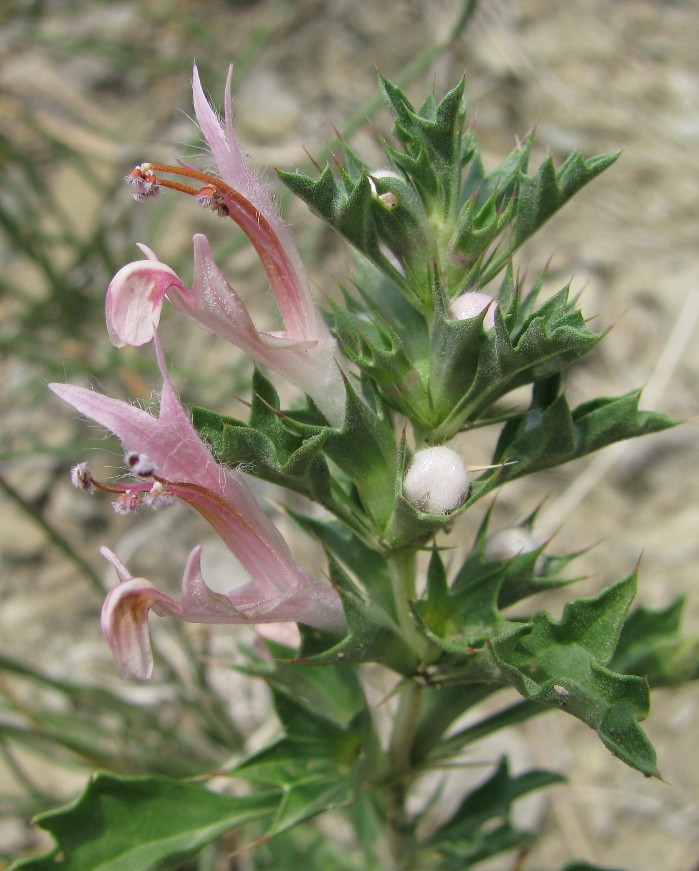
[108,65,345,426]
[49,344,345,680]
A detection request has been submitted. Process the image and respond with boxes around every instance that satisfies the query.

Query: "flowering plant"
[22,65,697,871]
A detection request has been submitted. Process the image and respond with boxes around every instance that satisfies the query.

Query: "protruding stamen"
[69,455,179,516]
[125,165,160,201]
[70,463,124,495]
[126,163,234,217]
[124,162,256,224]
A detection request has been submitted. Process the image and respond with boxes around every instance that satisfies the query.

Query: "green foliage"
[411,549,657,776]
[489,574,657,776]
[425,758,564,868]
[192,368,335,507]
[11,774,278,870]
[481,383,677,493]
[612,597,699,686]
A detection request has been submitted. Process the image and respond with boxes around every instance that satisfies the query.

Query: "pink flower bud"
[449,291,497,330]
[403,446,470,514]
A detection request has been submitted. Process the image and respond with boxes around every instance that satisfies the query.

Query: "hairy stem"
[385,678,424,870]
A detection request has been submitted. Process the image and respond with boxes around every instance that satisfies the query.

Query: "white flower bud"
[403,446,470,514]
[450,291,497,330]
[484,527,538,562]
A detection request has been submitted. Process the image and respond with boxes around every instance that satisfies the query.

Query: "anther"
[113,491,144,515]
[143,481,176,509]
[125,166,160,201]
[125,451,155,477]
[71,463,95,493]
[195,185,230,217]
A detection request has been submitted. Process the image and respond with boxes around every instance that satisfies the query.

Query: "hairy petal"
[51,347,345,679]
[100,545,345,680]
[100,573,184,680]
[170,234,345,425]
[192,65,320,343]
[106,260,191,347]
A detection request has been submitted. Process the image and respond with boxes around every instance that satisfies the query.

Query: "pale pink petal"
[106,260,191,347]
[100,576,183,680]
[173,235,345,425]
[176,547,345,633]
[100,545,344,679]
[192,65,318,343]
[50,347,346,676]
[192,65,275,220]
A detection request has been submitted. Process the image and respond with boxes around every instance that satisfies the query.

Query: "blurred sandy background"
[1,0,698,868]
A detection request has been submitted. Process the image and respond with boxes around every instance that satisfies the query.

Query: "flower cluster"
[51,67,350,679]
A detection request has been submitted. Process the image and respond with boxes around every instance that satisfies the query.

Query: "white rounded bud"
[450,291,497,330]
[484,527,538,562]
[403,446,470,514]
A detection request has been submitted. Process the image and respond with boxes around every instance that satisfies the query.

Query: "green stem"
[385,678,425,870]
[384,547,431,869]
[388,548,423,656]
[0,738,49,803]
[389,679,423,777]
[172,622,244,750]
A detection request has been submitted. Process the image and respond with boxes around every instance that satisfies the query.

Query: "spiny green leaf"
[327,270,434,422]
[287,510,394,613]
[462,132,532,209]
[487,388,678,485]
[239,648,366,731]
[192,369,333,506]
[279,166,406,293]
[425,700,542,764]
[379,76,466,212]
[449,185,515,274]
[612,597,699,687]
[411,685,498,763]
[229,689,366,838]
[426,276,602,438]
[450,505,583,608]
[482,148,620,282]
[235,692,363,781]
[319,376,398,529]
[431,282,604,436]
[489,573,658,776]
